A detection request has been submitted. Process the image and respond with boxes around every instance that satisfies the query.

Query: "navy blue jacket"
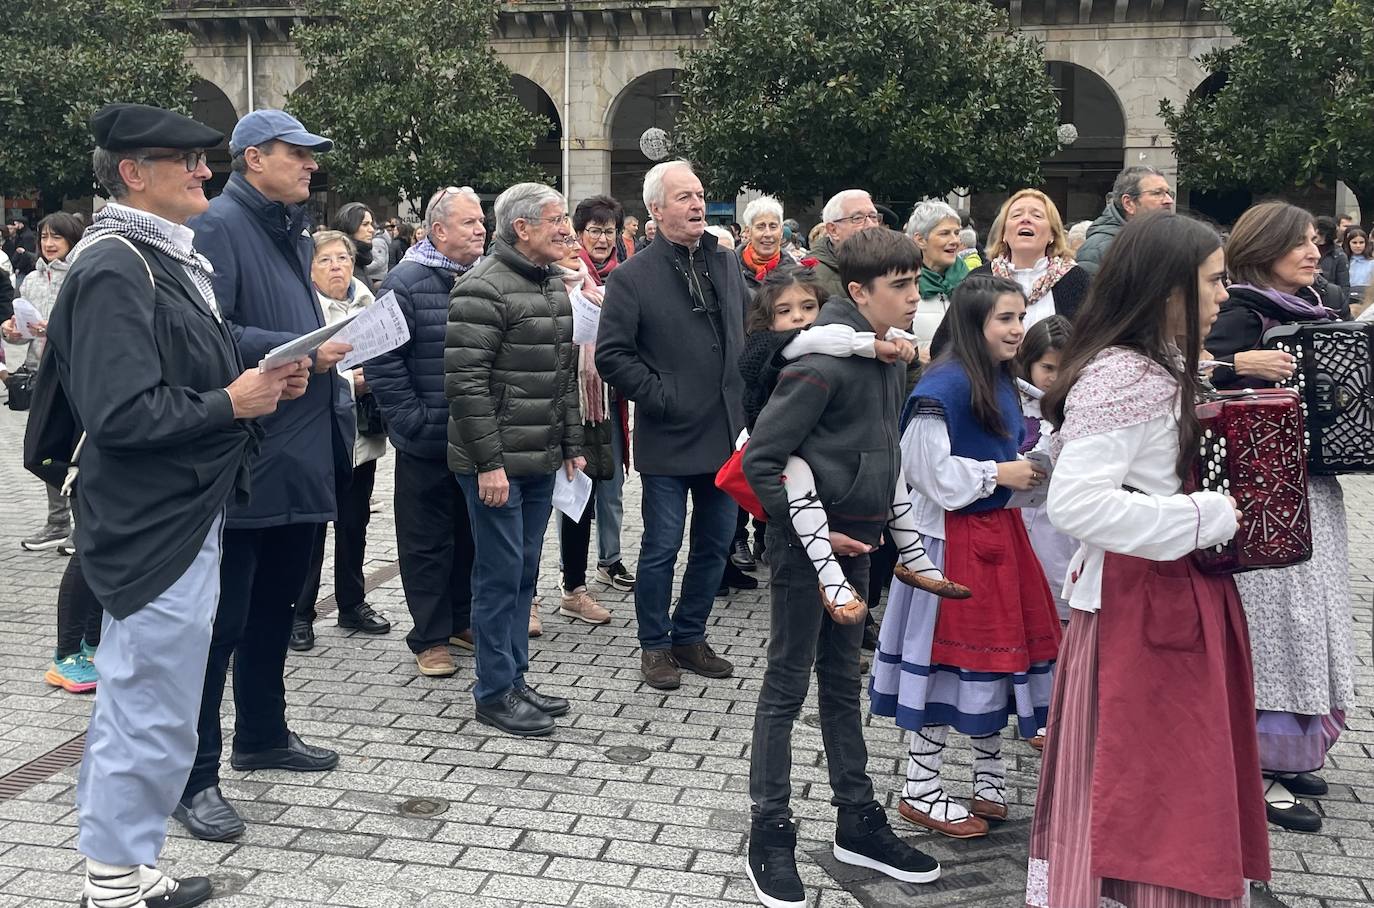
[191,172,352,528]
[368,259,456,460]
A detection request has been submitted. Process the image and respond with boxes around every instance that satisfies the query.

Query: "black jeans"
[185,522,318,798]
[559,490,595,590]
[394,450,474,654]
[295,459,377,621]
[55,553,103,658]
[749,524,879,822]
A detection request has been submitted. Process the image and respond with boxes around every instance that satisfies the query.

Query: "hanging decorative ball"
[1057,123,1080,146]
[639,127,671,161]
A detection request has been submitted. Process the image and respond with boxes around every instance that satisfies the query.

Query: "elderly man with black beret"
[45,103,308,908]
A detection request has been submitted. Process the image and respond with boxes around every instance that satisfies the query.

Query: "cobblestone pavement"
[0,403,1369,908]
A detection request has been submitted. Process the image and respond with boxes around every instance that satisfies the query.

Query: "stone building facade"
[169,0,1341,227]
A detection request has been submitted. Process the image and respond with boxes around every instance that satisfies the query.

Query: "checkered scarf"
[72,204,218,310]
[402,238,479,276]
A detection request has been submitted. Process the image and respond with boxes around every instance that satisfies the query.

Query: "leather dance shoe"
[230,732,339,773]
[892,565,972,600]
[287,618,315,652]
[969,798,1009,821]
[897,800,988,839]
[1273,771,1328,797]
[475,689,555,737]
[516,684,570,717]
[81,872,214,908]
[337,602,391,634]
[172,786,245,842]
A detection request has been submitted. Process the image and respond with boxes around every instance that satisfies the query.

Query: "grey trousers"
[77,514,222,867]
[749,524,879,823]
[45,483,71,530]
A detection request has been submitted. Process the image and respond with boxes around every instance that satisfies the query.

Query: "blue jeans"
[594,422,626,566]
[456,472,555,703]
[635,473,736,651]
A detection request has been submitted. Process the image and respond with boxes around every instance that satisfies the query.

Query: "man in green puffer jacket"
[1075,165,1174,276]
[445,182,584,739]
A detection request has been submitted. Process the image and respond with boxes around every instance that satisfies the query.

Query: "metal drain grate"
[312,560,402,619]
[0,733,86,801]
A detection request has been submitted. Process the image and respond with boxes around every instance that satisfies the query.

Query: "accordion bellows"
[1192,388,1313,574]
[1264,321,1374,474]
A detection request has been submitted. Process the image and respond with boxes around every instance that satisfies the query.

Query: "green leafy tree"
[1162,0,1374,222]
[0,0,195,203]
[287,0,548,205]
[675,0,1061,206]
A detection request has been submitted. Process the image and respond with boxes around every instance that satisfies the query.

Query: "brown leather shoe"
[671,641,733,679]
[641,649,681,690]
[897,800,988,839]
[529,598,543,638]
[818,582,868,625]
[893,565,973,600]
[416,645,457,677]
[449,629,475,651]
[969,799,1009,821]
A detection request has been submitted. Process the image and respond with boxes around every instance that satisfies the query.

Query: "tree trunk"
[1349,183,1374,232]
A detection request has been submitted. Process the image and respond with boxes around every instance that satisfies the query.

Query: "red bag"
[1191,387,1312,574]
[715,444,767,522]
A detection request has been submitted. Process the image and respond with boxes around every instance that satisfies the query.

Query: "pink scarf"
[558,260,608,423]
[991,254,1075,306]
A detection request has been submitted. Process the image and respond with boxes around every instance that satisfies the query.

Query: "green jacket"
[810,234,845,302]
[1075,201,1126,276]
[445,238,583,477]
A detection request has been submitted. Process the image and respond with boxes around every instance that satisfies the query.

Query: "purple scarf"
[1229,283,1338,321]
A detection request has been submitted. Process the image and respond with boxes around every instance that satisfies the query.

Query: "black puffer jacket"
[369,259,457,459]
[445,238,583,477]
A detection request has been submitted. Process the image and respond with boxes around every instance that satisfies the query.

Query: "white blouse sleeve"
[900,414,998,510]
[781,323,878,359]
[1048,422,1238,560]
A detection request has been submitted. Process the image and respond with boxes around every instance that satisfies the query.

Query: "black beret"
[90,103,224,151]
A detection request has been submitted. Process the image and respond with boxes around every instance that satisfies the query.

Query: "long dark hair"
[746,266,827,334]
[1342,226,1368,261]
[1044,211,1220,482]
[332,202,373,239]
[932,273,1024,436]
[1014,314,1071,384]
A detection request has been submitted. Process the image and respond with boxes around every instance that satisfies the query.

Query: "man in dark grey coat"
[596,160,746,691]
[446,182,583,737]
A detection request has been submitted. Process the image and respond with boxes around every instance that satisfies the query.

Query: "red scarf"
[578,246,619,283]
[742,244,782,282]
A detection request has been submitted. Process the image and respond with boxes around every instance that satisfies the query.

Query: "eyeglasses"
[314,254,352,266]
[1136,188,1176,199]
[528,213,571,227]
[561,236,582,247]
[832,212,883,226]
[140,150,208,172]
[582,226,618,239]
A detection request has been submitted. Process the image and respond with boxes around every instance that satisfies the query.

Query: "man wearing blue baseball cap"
[174,109,355,842]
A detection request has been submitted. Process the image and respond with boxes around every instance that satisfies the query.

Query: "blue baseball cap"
[229,110,333,156]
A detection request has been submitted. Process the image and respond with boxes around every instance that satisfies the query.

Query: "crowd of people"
[3,101,1359,908]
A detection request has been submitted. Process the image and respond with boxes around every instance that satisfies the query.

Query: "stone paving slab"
[0,401,1369,907]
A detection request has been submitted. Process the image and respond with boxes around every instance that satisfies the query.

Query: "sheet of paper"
[570,287,601,344]
[259,313,359,372]
[11,298,42,340]
[552,468,594,521]
[1005,450,1053,510]
[335,291,411,371]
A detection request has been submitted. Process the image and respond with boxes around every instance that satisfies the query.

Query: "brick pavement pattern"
[0,405,1369,907]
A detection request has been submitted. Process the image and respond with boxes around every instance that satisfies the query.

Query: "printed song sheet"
[336,291,410,370]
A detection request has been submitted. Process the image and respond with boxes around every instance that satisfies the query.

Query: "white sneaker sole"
[832,842,941,884]
[744,858,806,908]
[21,538,64,551]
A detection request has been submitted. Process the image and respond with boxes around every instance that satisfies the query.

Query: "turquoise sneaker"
[79,639,98,661]
[44,652,97,694]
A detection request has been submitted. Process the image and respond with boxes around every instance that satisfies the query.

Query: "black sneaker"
[834,804,940,884]
[21,523,68,551]
[723,562,759,591]
[595,560,637,591]
[746,819,805,908]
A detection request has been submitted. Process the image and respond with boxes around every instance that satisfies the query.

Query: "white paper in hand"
[11,298,42,340]
[335,290,411,370]
[259,314,359,372]
[570,287,601,344]
[552,468,594,521]
[1005,450,1054,510]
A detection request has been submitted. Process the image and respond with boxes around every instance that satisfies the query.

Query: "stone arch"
[510,74,563,191]
[190,78,238,194]
[1042,60,1128,223]
[606,67,683,217]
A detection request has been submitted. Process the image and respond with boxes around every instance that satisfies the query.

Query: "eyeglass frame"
[1130,187,1176,200]
[830,211,883,226]
[580,225,619,239]
[138,150,209,173]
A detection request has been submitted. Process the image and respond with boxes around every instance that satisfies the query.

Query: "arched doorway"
[607,69,683,218]
[510,75,562,191]
[190,79,238,196]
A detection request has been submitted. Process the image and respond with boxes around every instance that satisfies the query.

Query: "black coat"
[930,262,1090,359]
[46,237,258,618]
[191,173,353,528]
[369,259,457,460]
[596,231,747,475]
[1205,283,1344,389]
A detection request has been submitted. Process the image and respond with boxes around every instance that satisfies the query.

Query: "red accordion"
[1191,388,1312,574]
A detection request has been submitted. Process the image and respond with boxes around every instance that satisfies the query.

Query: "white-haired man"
[369,186,487,678]
[446,182,584,736]
[596,160,748,691]
[811,189,882,300]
